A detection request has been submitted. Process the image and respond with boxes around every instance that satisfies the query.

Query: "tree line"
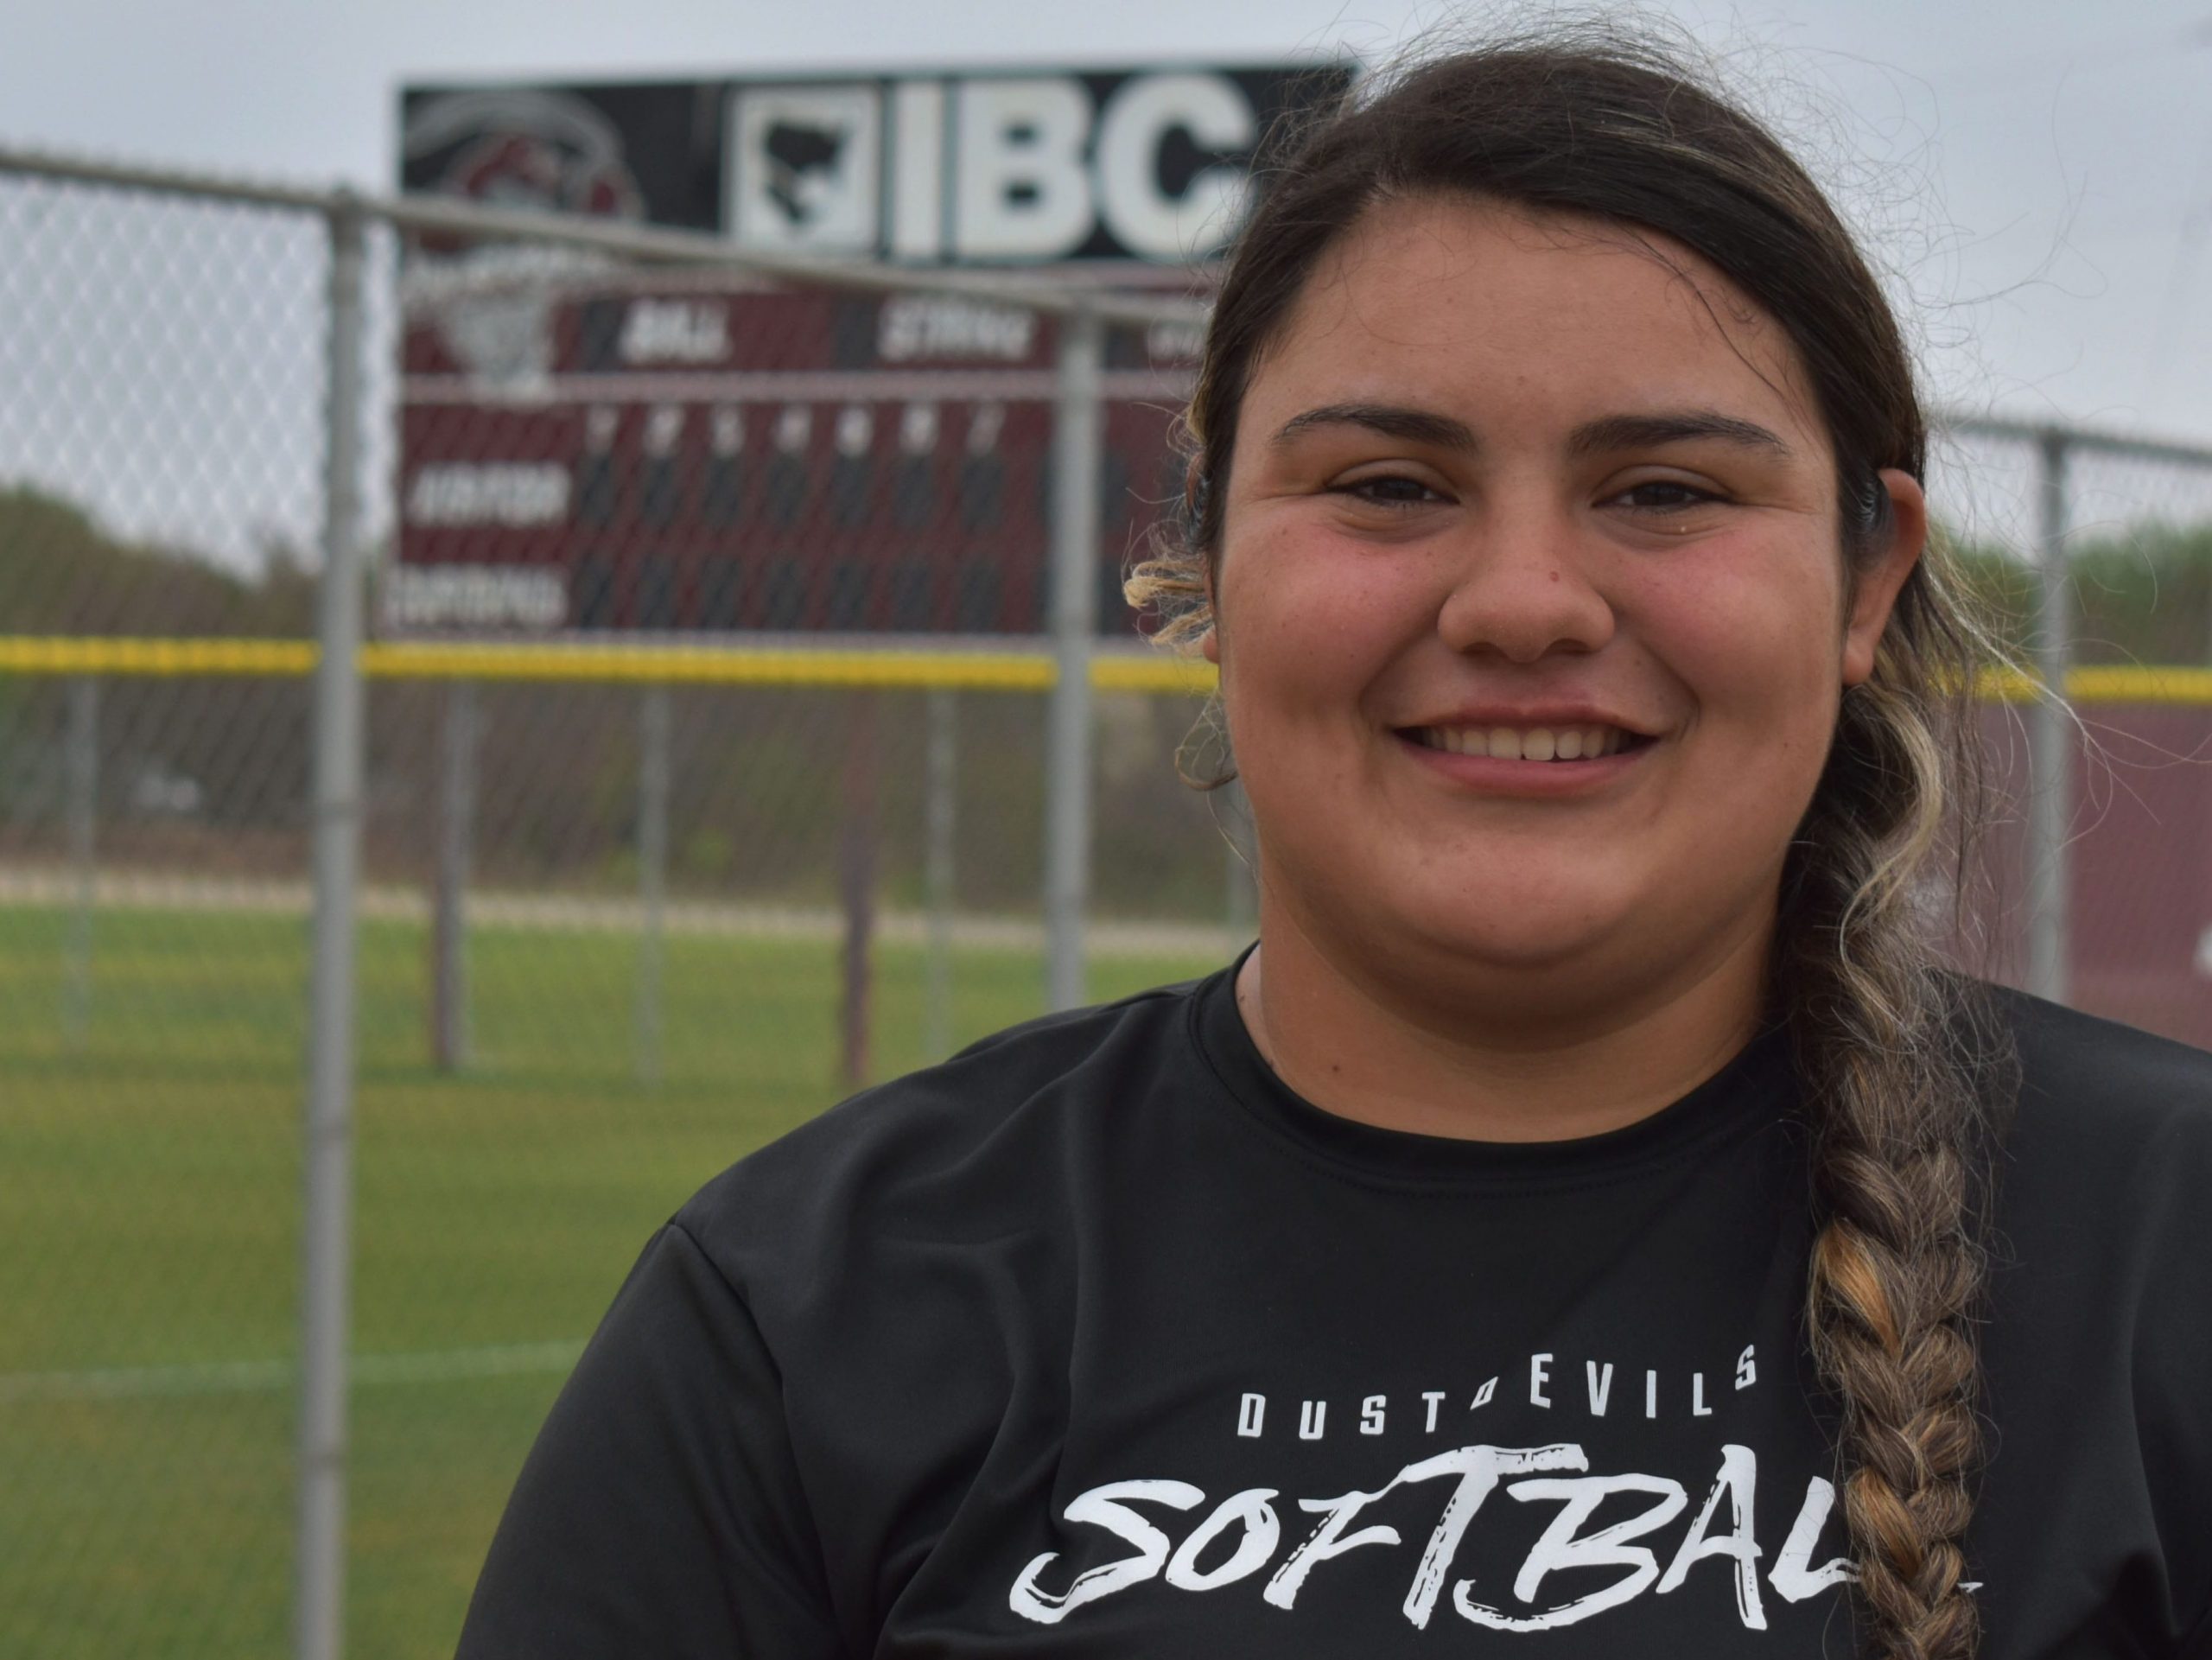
[0,486,316,637]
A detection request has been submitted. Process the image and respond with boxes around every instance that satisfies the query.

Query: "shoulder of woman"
[670,976,1208,1286]
[1977,986,2212,1272]
[1989,987,2212,1148]
[1970,992,2212,1648]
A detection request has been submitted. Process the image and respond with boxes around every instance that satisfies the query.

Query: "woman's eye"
[1334,474,1441,509]
[1612,479,1722,512]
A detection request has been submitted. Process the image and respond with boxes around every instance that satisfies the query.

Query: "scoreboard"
[391,283,1194,635]
[389,64,1354,638]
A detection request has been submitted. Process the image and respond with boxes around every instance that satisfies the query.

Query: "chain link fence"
[3,149,2209,1660]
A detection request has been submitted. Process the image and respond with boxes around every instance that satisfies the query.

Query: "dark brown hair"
[1129,24,2011,1658]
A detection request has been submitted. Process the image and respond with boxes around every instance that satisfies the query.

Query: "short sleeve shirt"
[456,968,2212,1657]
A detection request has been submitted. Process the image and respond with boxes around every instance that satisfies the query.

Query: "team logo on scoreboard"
[404,87,646,224]
[730,85,883,254]
[401,89,650,387]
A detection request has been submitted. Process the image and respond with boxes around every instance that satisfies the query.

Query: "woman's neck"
[1236,900,1775,1144]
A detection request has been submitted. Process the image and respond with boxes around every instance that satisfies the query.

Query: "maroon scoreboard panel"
[391,280,1198,638]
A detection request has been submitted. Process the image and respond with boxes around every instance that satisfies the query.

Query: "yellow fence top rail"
[0,637,319,677]
[3,636,2209,703]
[0,635,1221,694]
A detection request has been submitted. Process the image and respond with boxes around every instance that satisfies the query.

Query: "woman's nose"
[1433,507,1616,663]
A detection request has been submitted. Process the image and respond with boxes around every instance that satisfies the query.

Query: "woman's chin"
[1361,900,1643,983]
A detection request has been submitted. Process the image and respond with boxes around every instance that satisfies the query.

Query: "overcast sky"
[4,0,2212,563]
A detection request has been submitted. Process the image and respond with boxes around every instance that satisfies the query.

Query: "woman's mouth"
[1401,723,1653,762]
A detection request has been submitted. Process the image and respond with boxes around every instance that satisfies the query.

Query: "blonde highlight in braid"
[1135,25,2019,1657]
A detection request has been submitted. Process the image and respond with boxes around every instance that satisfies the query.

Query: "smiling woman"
[454,23,2212,1660]
[1190,191,1929,1135]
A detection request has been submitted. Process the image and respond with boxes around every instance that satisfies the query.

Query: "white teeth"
[1417,723,1638,760]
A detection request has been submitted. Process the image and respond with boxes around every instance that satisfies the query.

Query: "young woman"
[457,31,2212,1660]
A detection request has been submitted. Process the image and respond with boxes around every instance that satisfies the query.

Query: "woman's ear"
[1841,468,1928,686]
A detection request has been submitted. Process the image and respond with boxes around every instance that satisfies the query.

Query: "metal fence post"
[2027,427,2072,1004]
[838,693,879,1087]
[924,684,957,1058]
[431,678,478,1072]
[61,673,99,1049]
[635,684,671,1088]
[1044,306,1103,1012]
[297,192,368,1660]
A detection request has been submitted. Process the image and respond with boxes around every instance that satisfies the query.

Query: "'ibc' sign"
[728,68,1346,266]
[402,65,1350,269]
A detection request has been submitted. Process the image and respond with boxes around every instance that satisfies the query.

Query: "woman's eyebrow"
[1567,410,1795,458]
[1267,404,1795,460]
[1269,402,1477,450]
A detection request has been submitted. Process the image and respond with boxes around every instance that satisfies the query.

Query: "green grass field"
[0,900,1223,1657]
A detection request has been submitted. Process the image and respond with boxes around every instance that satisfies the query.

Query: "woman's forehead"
[1244,193,1822,446]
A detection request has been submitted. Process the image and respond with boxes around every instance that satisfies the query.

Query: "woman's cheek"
[1224,532,1415,701]
[1643,549,1842,727]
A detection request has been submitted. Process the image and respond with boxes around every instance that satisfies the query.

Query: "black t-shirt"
[456,964,2212,1657]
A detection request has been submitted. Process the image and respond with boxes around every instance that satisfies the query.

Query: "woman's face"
[1209,194,1923,1017]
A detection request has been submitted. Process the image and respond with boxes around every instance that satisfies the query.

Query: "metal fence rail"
[6,143,2212,1660]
